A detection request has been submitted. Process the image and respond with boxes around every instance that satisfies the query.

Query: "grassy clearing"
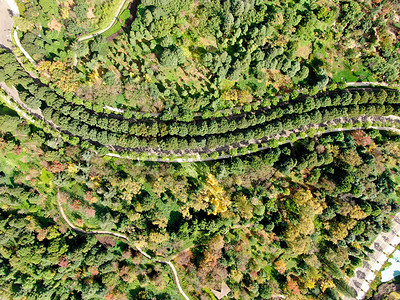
[0,142,42,188]
[331,61,376,83]
[94,0,126,33]
[332,66,359,82]
[220,79,236,91]
[101,5,131,38]
[40,168,53,187]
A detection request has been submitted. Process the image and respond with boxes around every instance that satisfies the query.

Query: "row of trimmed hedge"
[1,49,400,156]
[31,102,400,153]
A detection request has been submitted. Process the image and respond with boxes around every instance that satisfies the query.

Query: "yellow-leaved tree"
[284,188,326,254]
[201,174,232,215]
[37,61,80,93]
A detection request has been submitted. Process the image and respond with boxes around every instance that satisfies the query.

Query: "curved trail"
[155,260,190,299]
[13,29,36,65]
[77,0,130,42]
[56,188,190,300]
[104,114,400,163]
[2,81,400,163]
[0,0,36,65]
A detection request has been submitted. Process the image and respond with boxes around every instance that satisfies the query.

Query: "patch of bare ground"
[297,43,312,59]
[199,36,218,49]
[49,16,62,32]
[87,6,96,18]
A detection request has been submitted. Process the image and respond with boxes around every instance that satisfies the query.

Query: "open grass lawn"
[332,66,359,82]
[101,5,132,38]
[331,60,376,82]
[310,32,377,83]
[0,146,41,187]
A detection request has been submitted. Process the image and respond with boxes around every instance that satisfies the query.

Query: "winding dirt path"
[56,187,190,299]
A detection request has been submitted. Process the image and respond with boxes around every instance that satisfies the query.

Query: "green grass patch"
[0,159,13,185]
[332,67,359,82]
[101,8,131,38]
[331,59,375,83]
[0,143,44,188]
[353,65,376,82]
[101,2,132,38]
[0,152,30,174]
[220,79,236,91]
[40,168,53,186]
[163,67,181,82]
[142,182,157,197]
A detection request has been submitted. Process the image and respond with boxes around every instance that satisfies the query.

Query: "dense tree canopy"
[1,0,400,299]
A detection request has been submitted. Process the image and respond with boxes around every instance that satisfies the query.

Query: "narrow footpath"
[77,0,131,42]
[56,188,190,300]
[105,114,400,163]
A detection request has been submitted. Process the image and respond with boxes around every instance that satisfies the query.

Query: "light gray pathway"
[0,0,36,65]
[347,82,389,87]
[344,213,400,300]
[104,115,400,162]
[56,188,191,300]
[13,28,36,65]
[77,0,130,42]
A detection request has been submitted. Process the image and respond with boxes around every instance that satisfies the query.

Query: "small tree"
[26,97,42,110]
[160,49,178,67]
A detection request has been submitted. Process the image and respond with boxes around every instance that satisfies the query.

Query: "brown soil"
[87,6,96,19]
[49,16,62,32]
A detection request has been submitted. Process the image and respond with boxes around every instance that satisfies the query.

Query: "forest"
[2,47,400,161]
[0,0,400,299]
[13,0,400,115]
[1,100,400,299]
